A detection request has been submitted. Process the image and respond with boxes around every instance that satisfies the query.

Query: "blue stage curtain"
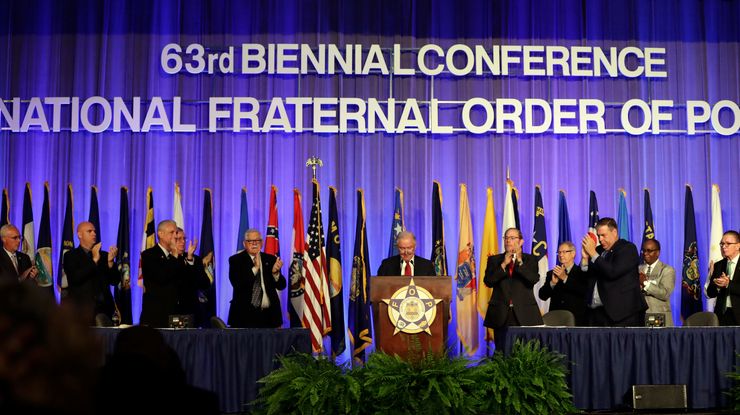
[1,0,739,360]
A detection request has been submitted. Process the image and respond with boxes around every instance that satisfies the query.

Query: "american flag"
[302,179,332,352]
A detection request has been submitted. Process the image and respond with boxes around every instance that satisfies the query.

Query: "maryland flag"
[115,187,133,324]
[348,189,372,363]
[456,184,479,356]
[431,181,448,276]
[137,187,155,288]
[57,184,74,293]
[327,186,345,357]
[303,180,331,353]
[35,183,53,292]
[288,189,307,327]
[477,187,498,342]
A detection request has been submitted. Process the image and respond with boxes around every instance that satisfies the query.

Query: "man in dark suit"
[0,224,37,285]
[173,228,212,327]
[227,229,286,328]
[707,230,740,325]
[538,241,588,325]
[484,227,543,352]
[140,220,200,327]
[62,222,119,323]
[377,231,436,276]
[581,217,647,326]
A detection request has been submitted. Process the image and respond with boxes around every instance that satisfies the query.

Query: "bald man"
[62,222,119,323]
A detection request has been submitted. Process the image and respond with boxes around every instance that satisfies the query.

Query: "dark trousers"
[587,306,645,327]
[718,308,737,326]
[493,308,520,354]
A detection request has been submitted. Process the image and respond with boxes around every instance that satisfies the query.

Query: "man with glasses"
[0,224,37,285]
[140,220,199,327]
[483,228,543,352]
[227,229,286,328]
[538,241,588,326]
[639,239,675,326]
[172,228,211,327]
[707,230,740,325]
[377,231,436,276]
[581,217,647,326]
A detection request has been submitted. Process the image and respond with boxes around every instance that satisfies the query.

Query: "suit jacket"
[140,245,200,327]
[377,255,437,276]
[538,265,588,325]
[585,239,648,323]
[706,256,740,324]
[174,254,212,319]
[0,249,33,286]
[483,252,543,328]
[639,260,676,326]
[62,246,119,320]
[227,251,287,328]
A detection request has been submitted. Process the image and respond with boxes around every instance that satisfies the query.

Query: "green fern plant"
[357,351,480,415]
[252,353,361,415]
[473,339,578,415]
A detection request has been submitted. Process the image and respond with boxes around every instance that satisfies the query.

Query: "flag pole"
[306,156,323,180]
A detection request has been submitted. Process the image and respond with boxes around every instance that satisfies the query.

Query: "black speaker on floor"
[631,384,687,410]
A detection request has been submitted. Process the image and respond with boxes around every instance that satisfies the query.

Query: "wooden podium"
[369,276,452,359]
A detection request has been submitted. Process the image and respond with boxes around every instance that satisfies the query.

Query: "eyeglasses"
[504,236,521,241]
[557,250,574,255]
[5,235,21,240]
[245,239,262,244]
[720,242,739,247]
[641,248,659,253]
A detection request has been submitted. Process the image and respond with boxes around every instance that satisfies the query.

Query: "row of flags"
[0,180,727,356]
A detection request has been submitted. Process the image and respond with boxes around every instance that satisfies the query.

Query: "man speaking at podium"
[377,231,436,276]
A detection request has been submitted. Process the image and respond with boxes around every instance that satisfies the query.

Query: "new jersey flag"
[456,184,479,356]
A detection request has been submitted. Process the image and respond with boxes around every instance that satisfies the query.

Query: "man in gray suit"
[639,239,675,326]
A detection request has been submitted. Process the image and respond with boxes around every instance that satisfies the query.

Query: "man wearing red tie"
[483,227,543,352]
[377,231,436,276]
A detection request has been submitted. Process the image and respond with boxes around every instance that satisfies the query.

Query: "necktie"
[251,269,263,308]
[10,253,18,273]
[404,261,412,276]
[251,255,264,308]
[508,261,514,277]
[728,260,736,280]
[646,264,652,277]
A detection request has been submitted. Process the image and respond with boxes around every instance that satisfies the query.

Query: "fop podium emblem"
[383,278,442,335]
